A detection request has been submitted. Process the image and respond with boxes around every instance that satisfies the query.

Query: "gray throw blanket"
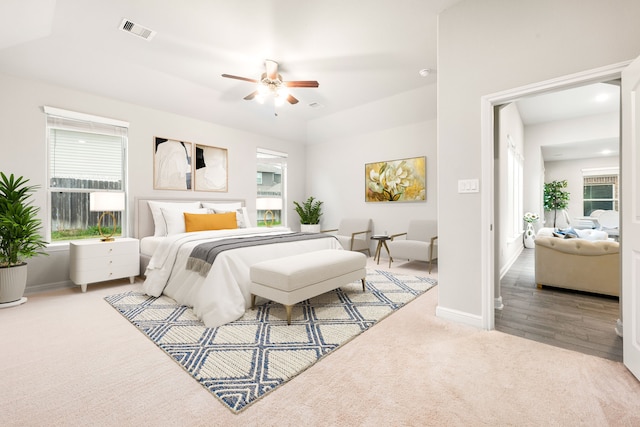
[186,232,337,276]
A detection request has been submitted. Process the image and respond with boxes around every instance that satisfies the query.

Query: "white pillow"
[238,207,253,228]
[148,201,201,237]
[201,202,242,211]
[201,202,250,227]
[205,206,251,228]
[161,207,208,236]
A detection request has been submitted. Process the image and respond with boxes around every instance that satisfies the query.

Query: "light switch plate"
[458,179,479,193]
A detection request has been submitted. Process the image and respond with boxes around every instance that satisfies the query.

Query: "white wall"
[0,73,307,291]
[438,0,640,326]
[544,156,619,221]
[305,85,438,256]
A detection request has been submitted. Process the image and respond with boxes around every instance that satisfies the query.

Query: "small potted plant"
[0,172,48,306]
[293,196,323,233]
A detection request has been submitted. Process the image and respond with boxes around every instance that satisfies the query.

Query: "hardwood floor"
[495,248,622,362]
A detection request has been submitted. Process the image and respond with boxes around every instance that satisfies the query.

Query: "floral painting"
[365,156,426,202]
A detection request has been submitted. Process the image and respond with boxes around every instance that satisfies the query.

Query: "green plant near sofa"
[293,196,323,225]
[543,180,570,228]
[0,172,48,305]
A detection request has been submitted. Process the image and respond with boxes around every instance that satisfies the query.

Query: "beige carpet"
[1,258,639,426]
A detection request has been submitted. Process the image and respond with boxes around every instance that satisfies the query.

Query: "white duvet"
[142,227,342,327]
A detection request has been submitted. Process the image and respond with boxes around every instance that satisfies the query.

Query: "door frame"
[480,61,630,331]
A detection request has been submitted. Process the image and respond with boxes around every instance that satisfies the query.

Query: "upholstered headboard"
[135,197,246,239]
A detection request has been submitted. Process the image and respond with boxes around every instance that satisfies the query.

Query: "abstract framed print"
[153,137,192,190]
[194,144,228,192]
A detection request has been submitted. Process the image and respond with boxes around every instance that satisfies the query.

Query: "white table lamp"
[256,197,282,227]
[90,192,125,241]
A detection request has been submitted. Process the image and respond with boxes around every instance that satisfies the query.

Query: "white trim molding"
[436,306,484,329]
[43,106,130,128]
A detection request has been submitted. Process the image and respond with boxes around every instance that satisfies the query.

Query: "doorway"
[481,64,625,360]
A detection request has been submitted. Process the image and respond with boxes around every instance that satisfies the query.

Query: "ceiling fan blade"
[284,80,319,88]
[265,59,279,81]
[222,74,258,83]
[286,94,299,104]
[243,91,258,100]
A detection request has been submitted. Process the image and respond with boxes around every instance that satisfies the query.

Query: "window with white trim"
[583,171,618,215]
[256,149,286,227]
[45,107,129,242]
[507,137,524,239]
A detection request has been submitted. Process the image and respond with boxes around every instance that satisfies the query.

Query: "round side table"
[371,235,391,265]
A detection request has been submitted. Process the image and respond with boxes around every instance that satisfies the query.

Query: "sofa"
[534,234,619,297]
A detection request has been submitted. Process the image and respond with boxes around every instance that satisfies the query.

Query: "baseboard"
[436,305,484,329]
[24,280,74,295]
[500,246,524,279]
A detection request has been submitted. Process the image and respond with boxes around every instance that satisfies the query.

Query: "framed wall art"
[153,137,192,190]
[365,156,426,202]
[194,144,228,192]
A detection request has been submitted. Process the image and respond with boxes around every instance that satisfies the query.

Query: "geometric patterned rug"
[105,269,436,413]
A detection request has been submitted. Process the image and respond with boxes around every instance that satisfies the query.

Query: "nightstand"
[69,238,140,292]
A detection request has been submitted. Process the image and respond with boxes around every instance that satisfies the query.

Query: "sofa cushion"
[575,229,609,241]
[534,236,619,256]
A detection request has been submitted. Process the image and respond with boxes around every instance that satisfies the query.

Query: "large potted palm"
[293,196,323,233]
[0,173,48,306]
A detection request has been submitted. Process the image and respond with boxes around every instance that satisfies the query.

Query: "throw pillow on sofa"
[552,227,578,239]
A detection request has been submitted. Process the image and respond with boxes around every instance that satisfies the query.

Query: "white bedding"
[140,236,164,257]
[142,227,342,327]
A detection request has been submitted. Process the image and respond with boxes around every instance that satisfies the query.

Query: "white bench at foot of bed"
[250,249,367,324]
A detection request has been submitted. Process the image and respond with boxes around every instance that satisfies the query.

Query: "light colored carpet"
[1,258,640,426]
[104,269,436,413]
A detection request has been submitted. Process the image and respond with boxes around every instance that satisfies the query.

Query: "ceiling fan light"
[256,95,265,104]
[277,87,289,98]
[274,96,285,107]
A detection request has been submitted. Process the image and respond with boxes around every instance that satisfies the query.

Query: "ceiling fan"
[222,59,319,106]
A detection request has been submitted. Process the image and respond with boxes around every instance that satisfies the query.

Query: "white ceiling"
[515,82,620,161]
[0,0,461,143]
[0,1,621,154]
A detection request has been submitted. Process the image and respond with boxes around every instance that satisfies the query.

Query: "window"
[582,168,618,216]
[507,137,523,239]
[45,107,129,242]
[256,149,287,227]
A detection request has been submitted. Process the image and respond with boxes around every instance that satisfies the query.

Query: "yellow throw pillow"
[184,212,238,232]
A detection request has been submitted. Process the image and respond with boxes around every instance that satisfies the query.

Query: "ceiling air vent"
[119,18,156,41]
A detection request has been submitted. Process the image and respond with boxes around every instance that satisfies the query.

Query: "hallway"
[495,248,622,362]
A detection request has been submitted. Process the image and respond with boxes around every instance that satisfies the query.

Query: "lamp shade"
[90,192,125,212]
[256,198,282,210]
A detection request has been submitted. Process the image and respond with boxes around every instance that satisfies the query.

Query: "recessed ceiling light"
[601,149,612,155]
[418,68,431,77]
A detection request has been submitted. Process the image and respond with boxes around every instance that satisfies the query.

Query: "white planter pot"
[0,263,28,304]
[300,224,321,233]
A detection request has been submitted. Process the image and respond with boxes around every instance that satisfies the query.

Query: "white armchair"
[322,218,372,256]
[387,220,438,273]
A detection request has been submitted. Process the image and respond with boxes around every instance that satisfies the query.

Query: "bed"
[135,198,342,327]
